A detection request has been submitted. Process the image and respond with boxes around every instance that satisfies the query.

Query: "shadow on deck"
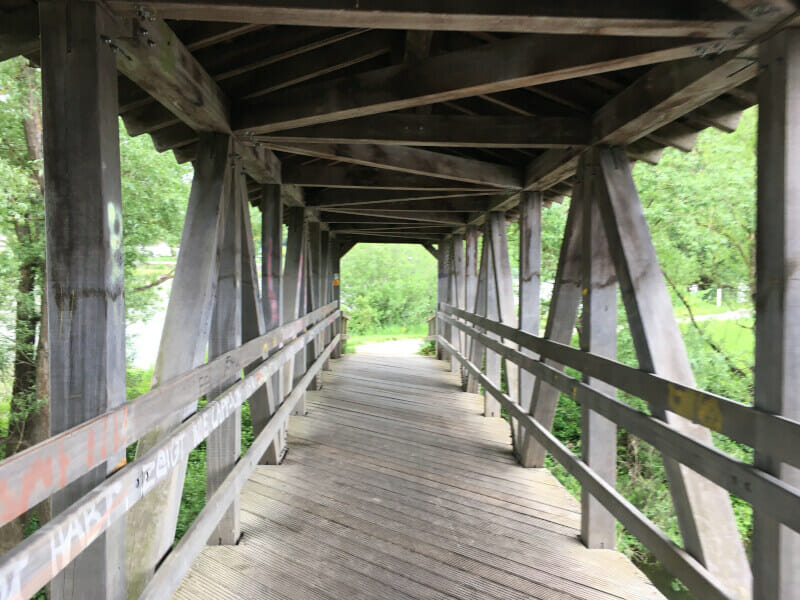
[175,353,663,600]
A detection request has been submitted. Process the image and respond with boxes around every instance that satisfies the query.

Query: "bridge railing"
[0,302,341,600]
[437,302,800,600]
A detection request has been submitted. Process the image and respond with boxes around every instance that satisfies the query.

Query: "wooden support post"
[260,184,286,465]
[467,231,488,394]
[596,145,751,598]
[579,152,617,550]
[753,28,800,600]
[332,246,343,358]
[487,212,519,410]
[321,230,333,371]
[40,3,126,597]
[283,207,307,415]
[306,220,323,390]
[515,192,542,457]
[519,196,583,468]
[483,222,502,418]
[436,241,451,361]
[206,157,242,546]
[463,226,480,389]
[240,179,275,466]
[450,235,465,374]
[125,132,230,595]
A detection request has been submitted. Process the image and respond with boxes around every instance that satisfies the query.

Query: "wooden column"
[125,132,229,595]
[283,207,307,415]
[436,241,452,361]
[579,153,617,550]
[331,245,343,359]
[519,197,583,468]
[321,230,332,371]
[467,232,489,395]
[515,192,542,457]
[488,212,518,409]
[483,222,502,417]
[40,3,126,597]
[306,220,323,390]
[463,226,480,390]
[753,28,800,600]
[596,146,751,598]
[450,235,465,374]
[260,184,286,465]
[206,158,242,546]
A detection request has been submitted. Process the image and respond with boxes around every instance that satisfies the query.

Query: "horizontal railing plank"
[440,303,800,468]
[0,312,339,600]
[0,302,338,528]
[140,332,341,600]
[439,313,800,535]
[436,334,730,600]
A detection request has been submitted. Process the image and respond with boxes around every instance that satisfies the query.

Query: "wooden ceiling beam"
[320,211,467,225]
[282,162,499,191]
[322,209,468,225]
[0,6,39,62]
[307,189,495,208]
[326,230,442,240]
[256,114,590,148]
[328,224,454,233]
[524,48,761,190]
[232,34,743,134]
[338,235,444,245]
[222,29,395,100]
[106,1,749,38]
[107,13,282,183]
[340,198,492,212]
[264,141,521,189]
[312,197,491,212]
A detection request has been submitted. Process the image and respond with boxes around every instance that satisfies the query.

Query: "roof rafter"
[256,114,590,148]
[232,33,743,134]
[264,141,522,189]
[106,1,750,38]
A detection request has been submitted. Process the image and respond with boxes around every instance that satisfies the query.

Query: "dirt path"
[354,338,424,356]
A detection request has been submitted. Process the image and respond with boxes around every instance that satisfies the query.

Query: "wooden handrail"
[436,334,731,600]
[438,312,800,533]
[0,308,340,599]
[0,301,338,530]
[439,303,800,468]
[140,332,341,599]
[437,305,800,600]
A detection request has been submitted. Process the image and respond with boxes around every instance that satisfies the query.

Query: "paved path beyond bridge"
[174,354,663,600]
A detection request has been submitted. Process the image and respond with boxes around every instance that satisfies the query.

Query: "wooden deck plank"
[175,353,664,600]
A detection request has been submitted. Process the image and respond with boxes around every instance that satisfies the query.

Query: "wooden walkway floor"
[175,352,664,600]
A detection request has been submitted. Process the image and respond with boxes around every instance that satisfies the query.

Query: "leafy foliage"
[341,243,436,334]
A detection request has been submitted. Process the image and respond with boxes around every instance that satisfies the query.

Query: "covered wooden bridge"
[0,2,799,599]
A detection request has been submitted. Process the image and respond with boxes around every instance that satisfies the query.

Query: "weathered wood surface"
[258,114,591,147]
[0,311,339,600]
[439,334,730,600]
[235,35,742,134]
[441,303,800,468]
[753,27,800,600]
[40,4,127,597]
[107,1,754,38]
[174,352,663,600]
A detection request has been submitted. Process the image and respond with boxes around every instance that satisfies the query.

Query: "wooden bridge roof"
[3,1,794,245]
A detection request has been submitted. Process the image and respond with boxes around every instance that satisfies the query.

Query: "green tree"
[341,244,437,334]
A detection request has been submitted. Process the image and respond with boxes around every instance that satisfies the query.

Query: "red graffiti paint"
[57,443,69,489]
[87,429,95,468]
[0,457,53,522]
[101,417,108,461]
